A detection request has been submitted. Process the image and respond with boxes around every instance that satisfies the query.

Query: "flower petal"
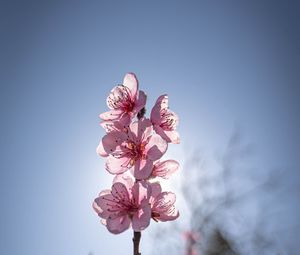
[145,134,168,161]
[93,189,111,217]
[132,204,151,231]
[152,160,179,179]
[100,120,129,133]
[149,182,162,203]
[113,172,135,192]
[134,90,147,114]
[156,206,179,222]
[150,94,168,124]
[117,113,131,126]
[93,192,117,218]
[153,125,180,144]
[123,72,138,100]
[130,119,152,143]
[113,173,135,200]
[99,109,123,121]
[152,192,179,222]
[131,181,151,205]
[105,156,130,175]
[102,131,127,154]
[106,214,131,234]
[134,159,153,180]
[153,192,176,211]
[111,182,130,202]
[164,130,180,144]
[96,141,108,157]
[100,121,117,133]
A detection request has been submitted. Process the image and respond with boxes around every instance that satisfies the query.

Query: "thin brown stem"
[133,106,145,254]
[133,231,141,255]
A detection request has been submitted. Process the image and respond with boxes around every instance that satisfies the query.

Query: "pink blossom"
[150,159,179,179]
[100,118,168,179]
[94,73,181,239]
[93,175,152,234]
[150,94,180,144]
[99,73,146,126]
[150,182,179,222]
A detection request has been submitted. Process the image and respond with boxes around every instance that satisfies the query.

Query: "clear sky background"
[1,1,299,255]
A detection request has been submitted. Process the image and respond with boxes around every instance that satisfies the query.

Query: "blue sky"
[1,1,299,254]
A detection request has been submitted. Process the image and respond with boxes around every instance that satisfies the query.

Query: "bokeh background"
[1,1,299,254]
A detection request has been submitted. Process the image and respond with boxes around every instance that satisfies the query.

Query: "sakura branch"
[93,73,180,255]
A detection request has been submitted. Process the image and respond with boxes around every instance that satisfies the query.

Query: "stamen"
[107,85,134,112]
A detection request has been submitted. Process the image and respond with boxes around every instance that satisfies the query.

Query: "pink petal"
[131,181,151,205]
[153,125,180,144]
[128,121,139,141]
[99,109,123,121]
[164,130,180,144]
[130,119,152,143]
[140,119,153,142]
[102,131,127,154]
[111,182,130,202]
[153,192,176,211]
[100,120,130,133]
[105,156,130,175]
[100,121,116,133]
[153,125,168,140]
[93,189,111,217]
[157,94,169,109]
[106,214,131,234]
[123,72,138,100]
[156,206,179,222]
[96,141,108,157]
[132,204,151,231]
[93,192,117,218]
[152,192,179,222]
[133,159,153,180]
[145,134,168,161]
[150,94,168,124]
[133,90,147,113]
[149,182,162,203]
[152,160,179,179]
[117,113,131,126]
[113,172,135,194]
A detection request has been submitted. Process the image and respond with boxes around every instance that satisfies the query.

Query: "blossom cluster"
[93,73,180,234]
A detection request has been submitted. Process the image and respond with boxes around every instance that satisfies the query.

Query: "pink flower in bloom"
[100,118,168,179]
[93,175,151,234]
[150,182,179,222]
[151,94,180,144]
[150,159,179,179]
[100,73,146,126]
[93,73,181,242]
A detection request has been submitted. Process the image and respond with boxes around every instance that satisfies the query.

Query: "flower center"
[160,109,177,130]
[151,211,160,222]
[127,205,139,218]
[107,85,135,112]
[126,141,147,166]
